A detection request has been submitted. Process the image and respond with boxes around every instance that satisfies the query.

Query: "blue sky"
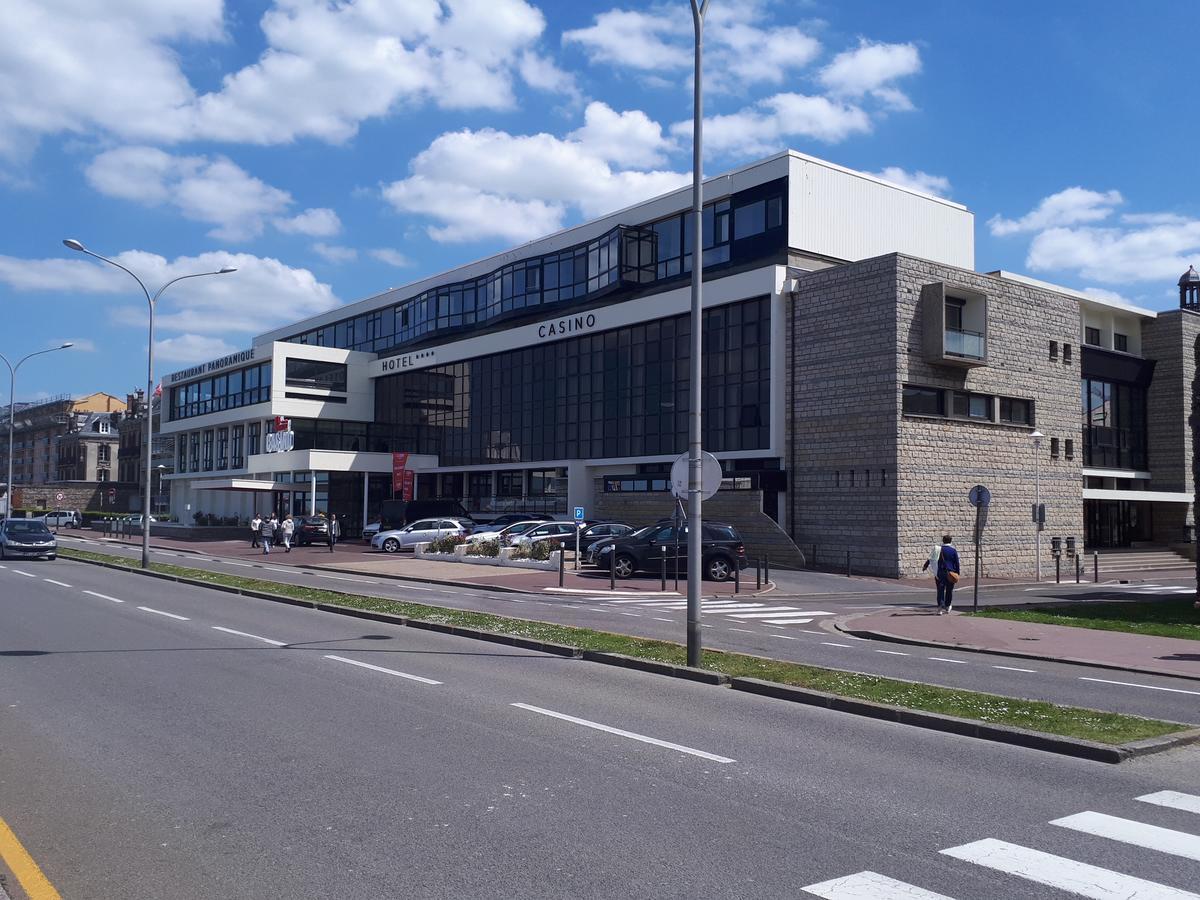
[1,0,1196,403]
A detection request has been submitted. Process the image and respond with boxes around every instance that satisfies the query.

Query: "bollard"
[1076,556,1082,584]
[660,545,666,591]
[1055,556,1061,584]
[764,554,770,586]
[609,547,616,590]
[756,557,762,591]
[846,549,851,578]
[734,559,740,594]
[1093,551,1099,583]
[558,542,565,588]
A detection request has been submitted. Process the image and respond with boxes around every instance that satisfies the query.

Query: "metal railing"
[945,327,985,359]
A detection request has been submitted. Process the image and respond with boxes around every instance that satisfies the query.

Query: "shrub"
[428,534,467,554]
[465,538,500,557]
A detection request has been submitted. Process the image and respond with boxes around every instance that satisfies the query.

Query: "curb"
[835,619,1200,684]
[59,551,1197,764]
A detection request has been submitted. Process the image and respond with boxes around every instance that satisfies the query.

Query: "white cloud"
[311,243,358,264]
[988,187,1123,237]
[382,118,690,244]
[870,166,952,198]
[563,9,690,72]
[275,208,342,237]
[1025,220,1200,284]
[819,40,921,109]
[517,51,580,101]
[674,93,871,158]
[155,334,238,364]
[1079,286,1132,304]
[567,102,675,168]
[369,248,413,267]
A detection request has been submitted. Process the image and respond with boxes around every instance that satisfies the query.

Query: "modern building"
[161,150,1197,577]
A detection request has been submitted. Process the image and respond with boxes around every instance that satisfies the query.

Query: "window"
[231,425,244,468]
[1050,437,1060,458]
[902,386,944,416]
[1063,343,1073,363]
[1114,333,1128,352]
[497,471,522,498]
[216,427,228,470]
[951,391,991,420]
[1049,340,1058,360]
[285,358,348,392]
[177,435,188,474]
[202,431,214,471]
[97,469,109,482]
[1065,439,1074,460]
[248,422,260,456]
[1085,326,1101,346]
[999,396,1032,425]
[97,445,110,462]
[733,199,765,240]
[945,297,965,331]
[189,433,200,472]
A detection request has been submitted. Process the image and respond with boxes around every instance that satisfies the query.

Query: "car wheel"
[382,538,400,553]
[47,554,56,561]
[613,553,636,579]
[705,555,732,582]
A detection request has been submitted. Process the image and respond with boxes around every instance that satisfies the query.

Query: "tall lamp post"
[685,0,711,669]
[155,463,167,516]
[1031,429,1044,581]
[2,343,75,516]
[62,239,235,568]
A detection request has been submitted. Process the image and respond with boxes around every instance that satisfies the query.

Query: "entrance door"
[1085,500,1154,548]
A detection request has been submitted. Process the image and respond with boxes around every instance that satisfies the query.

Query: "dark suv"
[293,516,329,546]
[597,521,747,581]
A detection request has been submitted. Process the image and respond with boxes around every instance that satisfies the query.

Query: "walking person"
[281,515,294,553]
[327,513,340,552]
[260,514,275,555]
[922,533,961,614]
[250,513,261,549]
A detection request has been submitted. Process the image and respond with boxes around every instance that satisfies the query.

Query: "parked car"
[0,518,57,560]
[464,520,544,544]
[371,518,473,553]
[121,514,157,527]
[508,521,581,548]
[378,499,475,531]
[472,513,553,534]
[41,509,81,528]
[361,521,381,542]
[596,522,747,581]
[293,516,330,546]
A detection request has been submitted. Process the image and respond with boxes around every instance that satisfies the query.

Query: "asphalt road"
[53,536,1200,725]
[2,562,1199,899]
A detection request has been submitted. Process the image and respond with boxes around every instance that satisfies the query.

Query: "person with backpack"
[922,534,961,614]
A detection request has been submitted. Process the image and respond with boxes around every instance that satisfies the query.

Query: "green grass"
[975,598,1200,642]
[60,547,1188,745]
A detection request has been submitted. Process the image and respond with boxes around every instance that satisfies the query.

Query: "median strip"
[58,546,1198,760]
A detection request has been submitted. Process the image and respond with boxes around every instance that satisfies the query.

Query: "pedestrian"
[281,515,294,553]
[250,513,261,548]
[327,513,340,552]
[260,514,275,555]
[922,533,961,614]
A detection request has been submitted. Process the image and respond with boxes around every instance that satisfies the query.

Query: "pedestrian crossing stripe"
[803,871,955,899]
[1138,791,1200,816]
[1051,810,1200,862]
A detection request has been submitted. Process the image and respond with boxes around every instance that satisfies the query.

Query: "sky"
[1,0,1197,404]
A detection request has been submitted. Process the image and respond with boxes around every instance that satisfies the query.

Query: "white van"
[42,510,81,528]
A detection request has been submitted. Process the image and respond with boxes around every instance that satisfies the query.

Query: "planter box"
[414,542,460,561]
[461,552,502,566]
[500,551,560,571]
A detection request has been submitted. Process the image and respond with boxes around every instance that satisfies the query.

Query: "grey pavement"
[54,536,1200,724]
[2,562,1200,899]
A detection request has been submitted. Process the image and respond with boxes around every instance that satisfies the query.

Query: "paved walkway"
[839,607,1200,681]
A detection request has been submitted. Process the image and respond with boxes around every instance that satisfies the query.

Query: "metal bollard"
[734,559,740,594]
[756,557,762,591]
[764,554,770,586]
[1055,556,1061,584]
[558,542,565,588]
[1076,556,1082,584]
[660,545,666,591]
[1093,551,1099,583]
[609,548,616,590]
[846,549,851,577]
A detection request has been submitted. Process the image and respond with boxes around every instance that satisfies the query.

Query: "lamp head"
[59,342,74,349]
[218,266,237,274]
[1031,429,1044,446]
[62,239,86,252]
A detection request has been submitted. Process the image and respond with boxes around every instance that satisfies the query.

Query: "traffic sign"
[573,506,585,521]
[968,484,991,507]
[55,492,64,502]
[670,451,723,501]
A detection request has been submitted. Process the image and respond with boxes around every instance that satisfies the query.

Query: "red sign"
[391,452,409,496]
[273,416,290,433]
[401,470,415,502]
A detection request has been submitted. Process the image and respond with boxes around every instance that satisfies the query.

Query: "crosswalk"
[1120,584,1195,595]
[803,789,1200,899]
[600,596,843,626]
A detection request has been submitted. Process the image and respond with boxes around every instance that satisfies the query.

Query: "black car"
[475,513,553,533]
[0,518,57,560]
[293,516,329,546]
[596,521,747,581]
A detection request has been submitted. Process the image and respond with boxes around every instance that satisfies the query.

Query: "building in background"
[117,389,175,514]
[0,392,126,487]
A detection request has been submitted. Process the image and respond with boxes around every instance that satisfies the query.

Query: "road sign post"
[573,506,585,571]
[968,485,991,612]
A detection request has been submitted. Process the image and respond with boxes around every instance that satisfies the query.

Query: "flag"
[153,382,162,398]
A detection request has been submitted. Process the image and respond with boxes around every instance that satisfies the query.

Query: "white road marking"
[874,649,909,656]
[82,589,123,603]
[1138,791,1200,816]
[652,617,673,622]
[312,572,377,583]
[759,617,815,625]
[992,665,1037,673]
[43,579,72,587]
[498,597,526,603]
[138,606,189,620]
[941,838,1200,899]
[212,626,288,647]
[0,563,6,568]
[801,629,824,635]
[618,612,642,617]
[821,642,853,648]
[12,570,36,578]
[1080,676,1200,696]
[402,585,434,591]
[730,609,834,618]
[1051,810,1200,862]
[769,634,797,640]
[803,870,956,899]
[511,702,734,763]
[323,654,441,685]
[928,657,968,665]
[728,628,755,633]
[223,561,254,568]
[725,608,806,618]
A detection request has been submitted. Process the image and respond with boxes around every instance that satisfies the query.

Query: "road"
[2,561,1199,899]
[53,535,1200,725]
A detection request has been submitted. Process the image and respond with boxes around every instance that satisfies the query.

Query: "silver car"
[0,519,58,560]
[371,518,472,553]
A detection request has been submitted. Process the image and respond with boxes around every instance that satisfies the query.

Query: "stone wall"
[13,481,136,514]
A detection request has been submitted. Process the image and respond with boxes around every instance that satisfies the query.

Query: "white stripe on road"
[1051,810,1200,862]
[992,665,1037,673]
[803,870,956,899]
[511,702,734,763]
[223,561,254,567]
[618,612,642,617]
[761,618,813,625]
[43,579,72,587]
[728,628,755,633]
[82,589,123,603]
[323,654,441,685]
[12,569,36,577]
[1138,791,1200,816]
[928,657,968,665]
[401,585,434,591]
[940,838,1200,899]
[874,649,909,656]
[212,626,288,647]
[769,634,797,640]
[729,610,834,618]
[1080,677,1200,696]
[313,573,377,583]
[0,564,6,568]
[137,606,190,621]
[821,642,853,648]
[652,617,673,622]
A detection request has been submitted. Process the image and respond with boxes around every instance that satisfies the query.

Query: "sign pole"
[973,502,982,612]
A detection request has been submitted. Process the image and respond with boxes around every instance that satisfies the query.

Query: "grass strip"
[61,547,1186,745]
[974,597,1199,642]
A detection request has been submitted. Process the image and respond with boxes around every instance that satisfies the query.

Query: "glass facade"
[170,361,272,422]
[1082,378,1147,469]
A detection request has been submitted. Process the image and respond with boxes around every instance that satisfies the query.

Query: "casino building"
[161,150,1199,577]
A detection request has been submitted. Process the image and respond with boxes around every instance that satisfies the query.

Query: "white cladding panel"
[788,155,973,268]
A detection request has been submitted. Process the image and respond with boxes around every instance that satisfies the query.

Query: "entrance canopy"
[193,478,293,492]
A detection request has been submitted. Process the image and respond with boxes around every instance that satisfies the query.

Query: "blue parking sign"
[573,506,585,521]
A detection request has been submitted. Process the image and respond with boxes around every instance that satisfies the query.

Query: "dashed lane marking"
[82,590,123,603]
[1137,791,1200,816]
[12,570,36,578]
[821,642,853,648]
[873,649,909,656]
[928,657,968,665]
[992,665,1037,673]
[43,579,72,588]
[652,617,673,622]
[212,626,287,647]
[323,654,441,685]
[769,634,797,640]
[1079,676,1200,696]
[137,606,189,621]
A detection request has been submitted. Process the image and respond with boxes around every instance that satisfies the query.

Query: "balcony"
[921,282,988,369]
[944,327,986,360]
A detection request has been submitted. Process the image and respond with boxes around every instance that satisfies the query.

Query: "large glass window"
[189,433,200,472]
[169,361,272,422]
[202,430,214,471]
[216,427,228,470]
[285,358,347,391]
[248,422,260,456]
[1082,377,1147,469]
[231,425,244,468]
[902,386,944,416]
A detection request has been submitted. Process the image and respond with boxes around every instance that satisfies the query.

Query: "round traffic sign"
[55,492,64,502]
[670,451,723,501]
[968,484,991,507]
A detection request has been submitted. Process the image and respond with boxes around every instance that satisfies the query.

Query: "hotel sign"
[264,416,294,453]
[169,347,257,384]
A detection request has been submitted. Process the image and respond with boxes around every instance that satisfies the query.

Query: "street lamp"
[62,239,236,567]
[155,463,167,516]
[686,0,711,669]
[1,344,75,516]
[1031,429,1044,581]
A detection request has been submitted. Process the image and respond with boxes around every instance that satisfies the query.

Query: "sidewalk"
[838,607,1200,681]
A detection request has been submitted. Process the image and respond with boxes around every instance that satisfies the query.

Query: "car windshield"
[627,526,655,539]
[502,522,538,535]
[5,521,51,536]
